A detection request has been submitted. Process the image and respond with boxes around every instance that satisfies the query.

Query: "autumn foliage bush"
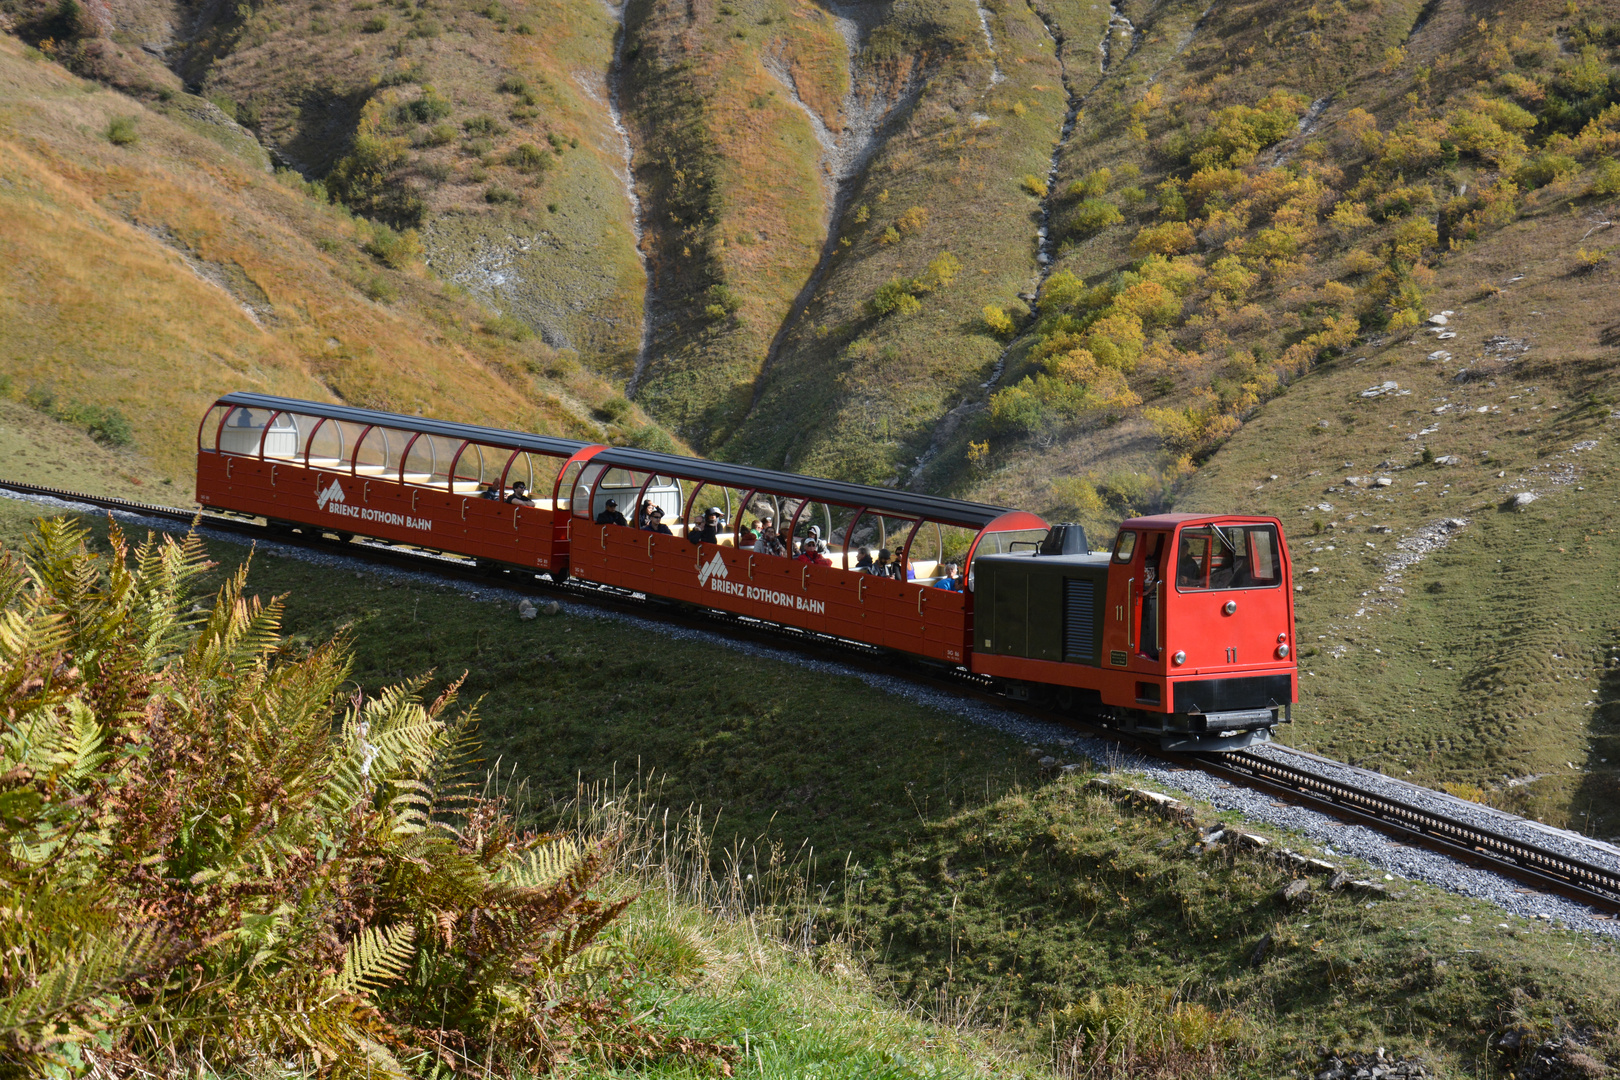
[0,519,725,1076]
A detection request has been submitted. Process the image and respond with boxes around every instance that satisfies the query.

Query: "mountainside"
[0,32,665,481]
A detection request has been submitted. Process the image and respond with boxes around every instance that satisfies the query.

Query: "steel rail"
[3,478,1617,915]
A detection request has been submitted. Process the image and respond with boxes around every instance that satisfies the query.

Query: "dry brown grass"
[0,35,654,480]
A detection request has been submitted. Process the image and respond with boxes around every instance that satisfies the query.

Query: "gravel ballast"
[6,488,1615,938]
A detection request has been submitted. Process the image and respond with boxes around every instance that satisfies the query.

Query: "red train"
[196,393,1296,750]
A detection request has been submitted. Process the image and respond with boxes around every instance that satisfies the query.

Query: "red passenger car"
[195,392,594,573]
[195,394,1296,750]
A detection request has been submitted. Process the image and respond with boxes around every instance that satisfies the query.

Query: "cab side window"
[1112,531,1137,564]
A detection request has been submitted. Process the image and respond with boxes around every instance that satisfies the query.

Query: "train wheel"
[1055,687,1077,712]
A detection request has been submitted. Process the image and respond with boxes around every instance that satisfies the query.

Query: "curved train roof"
[587,448,1012,529]
[212,393,1016,529]
[216,392,592,458]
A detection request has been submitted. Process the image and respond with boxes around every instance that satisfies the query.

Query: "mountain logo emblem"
[316,477,346,511]
[697,551,728,588]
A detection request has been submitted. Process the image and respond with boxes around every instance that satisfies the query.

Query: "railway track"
[4,477,1619,916]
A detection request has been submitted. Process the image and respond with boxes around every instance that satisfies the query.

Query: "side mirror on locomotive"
[968,514,1297,751]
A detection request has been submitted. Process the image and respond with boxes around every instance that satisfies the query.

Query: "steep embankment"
[0,35,639,481]
[161,0,651,376]
[722,0,1095,479]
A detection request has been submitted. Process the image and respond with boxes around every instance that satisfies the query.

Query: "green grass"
[1168,223,1620,835]
[5,493,1620,1078]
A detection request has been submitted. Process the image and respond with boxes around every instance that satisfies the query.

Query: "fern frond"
[329,923,417,1000]
[0,923,172,1035]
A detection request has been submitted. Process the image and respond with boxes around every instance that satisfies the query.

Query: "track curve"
[3,477,1617,916]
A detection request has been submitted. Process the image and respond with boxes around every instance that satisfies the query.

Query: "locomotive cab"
[969,514,1296,751]
[1103,514,1296,750]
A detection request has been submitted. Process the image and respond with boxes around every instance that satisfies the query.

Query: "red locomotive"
[196,393,1296,750]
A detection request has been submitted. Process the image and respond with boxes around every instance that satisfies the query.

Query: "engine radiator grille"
[1062,578,1095,662]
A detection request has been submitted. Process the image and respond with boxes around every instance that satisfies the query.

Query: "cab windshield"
[1174,524,1281,591]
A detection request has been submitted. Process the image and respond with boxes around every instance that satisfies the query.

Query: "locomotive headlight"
[1172,650,1186,665]
[1276,643,1290,659]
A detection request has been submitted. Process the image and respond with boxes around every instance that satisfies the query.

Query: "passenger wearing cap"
[504,481,535,507]
[595,498,627,526]
[645,506,672,535]
[689,507,723,545]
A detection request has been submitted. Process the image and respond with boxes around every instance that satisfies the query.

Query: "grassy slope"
[188,0,650,372]
[1173,212,1620,835]
[614,0,833,447]
[721,0,1094,479]
[4,491,1618,1077]
[0,35,663,481]
[943,0,1618,515]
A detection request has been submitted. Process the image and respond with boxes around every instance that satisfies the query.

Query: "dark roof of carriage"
[216,393,593,458]
[588,447,1012,528]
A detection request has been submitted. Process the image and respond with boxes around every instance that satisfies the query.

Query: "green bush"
[362,223,422,268]
[1514,152,1580,189]
[1590,158,1620,197]
[624,424,680,453]
[595,395,633,422]
[398,90,451,124]
[703,283,742,321]
[362,273,398,302]
[867,277,923,317]
[506,142,551,173]
[0,520,716,1075]
[485,185,521,204]
[422,121,456,146]
[362,13,388,30]
[406,16,441,37]
[463,113,507,136]
[499,74,530,94]
[1066,197,1123,237]
[105,116,139,146]
[1066,167,1111,200]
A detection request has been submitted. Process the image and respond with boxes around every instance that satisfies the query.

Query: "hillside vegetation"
[5,497,1619,1079]
[0,33,667,482]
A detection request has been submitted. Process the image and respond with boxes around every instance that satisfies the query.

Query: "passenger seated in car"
[853,547,874,573]
[759,518,786,556]
[738,519,759,550]
[796,538,819,563]
[689,508,722,545]
[934,562,961,590]
[478,483,502,500]
[505,481,535,507]
[873,548,897,577]
[638,500,654,529]
[812,540,833,567]
[596,498,627,526]
[646,506,672,535]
